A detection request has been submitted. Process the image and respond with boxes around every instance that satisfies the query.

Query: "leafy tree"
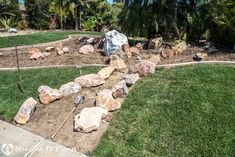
[0,0,20,18]
[25,0,51,29]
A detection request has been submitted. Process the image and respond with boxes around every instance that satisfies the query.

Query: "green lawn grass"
[94,64,235,157]
[0,31,103,48]
[0,67,101,120]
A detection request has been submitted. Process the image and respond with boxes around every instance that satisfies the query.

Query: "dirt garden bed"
[2,35,235,155]
[0,35,234,69]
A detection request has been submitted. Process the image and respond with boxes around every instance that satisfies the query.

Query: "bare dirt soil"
[1,36,235,69]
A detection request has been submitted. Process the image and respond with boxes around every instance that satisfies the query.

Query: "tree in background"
[119,0,178,39]
[25,0,51,29]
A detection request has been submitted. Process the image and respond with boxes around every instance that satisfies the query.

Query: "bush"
[17,19,28,30]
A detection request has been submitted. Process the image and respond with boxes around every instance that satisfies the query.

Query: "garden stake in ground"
[11,35,24,93]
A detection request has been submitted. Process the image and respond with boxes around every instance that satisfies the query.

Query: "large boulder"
[96,89,121,111]
[74,74,105,87]
[109,55,127,70]
[59,82,81,96]
[97,66,115,80]
[79,44,95,54]
[14,97,37,124]
[133,60,156,76]
[74,107,108,133]
[38,85,62,105]
[112,80,128,98]
[103,30,128,56]
[124,73,140,87]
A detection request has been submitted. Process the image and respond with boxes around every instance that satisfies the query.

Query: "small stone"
[43,52,52,57]
[148,37,163,49]
[110,55,127,70]
[28,47,40,54]
[74,107,108,133]
[45,47,55,52]
[74,74,105,87]
[112,80,128,98]
[8,28,17,33]
[193,53,208,61]
[79,44,95,54]
[38,85,62,104]
[30,52,45,60]
[87,37,95,44]
[133,60,156,77]
[0,52,3,57]
[96,89,121,111]
[74,95,86,105]
[56,48,64,55]
[97,66,115,80]
[124,74,140,87]
[14,97,37,124]
[62,47,70,53]
[59,82,81,96]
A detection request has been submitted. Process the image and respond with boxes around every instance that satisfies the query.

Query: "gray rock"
[74,95,86,105]
[194,53,204,61]
[62,47,70,53]
[8,28,17,33]
[59,82,81,96]
[103,30,128,56]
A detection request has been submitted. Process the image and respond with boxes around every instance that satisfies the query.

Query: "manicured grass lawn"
[0,67,101,120]
[94,64,235,156]
[0,31,103,48]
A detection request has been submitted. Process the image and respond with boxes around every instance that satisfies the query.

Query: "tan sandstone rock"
[74,74,105,87]
[96,89,121,111]
[79,44,95,54]
[97,66,115,80]
[14,97,37,124]
[38,85,62,105]
[110,55,126,70]
[133,60,156,77]
[74,107,108,133]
